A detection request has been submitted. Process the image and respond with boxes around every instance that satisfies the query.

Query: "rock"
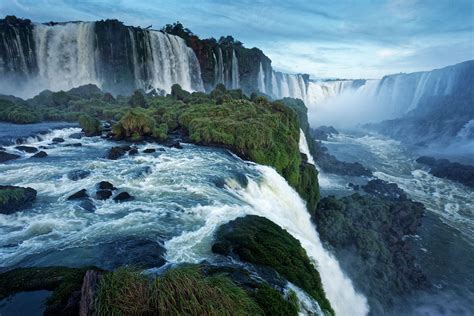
[362,179,408,201]
[348,183,360,191]
[79,270,102,316]
[106,145,131,160]
[79,199,96,212]
[52,137,65,143]
[416,156,474,188]
[96,181,116,191]
[31,151,48,158]
[67,189,88,200]
[0,185,37,214]
[170,142,183,149]
[0,146,5,151]
[128,148,138,155]
[0,151,20,163]
[95,190,112,200]
[311,126,339,141]
[113,192,134,202]
[65,143,83,147]
[14,145,38,153]
[67,170,91,181]
[69,133,83,139]
[142,148,156,153]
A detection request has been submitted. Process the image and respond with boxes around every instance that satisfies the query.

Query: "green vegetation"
[0,185,36,214]
[79,114,101,136]
[212,215,334,315]
[0,266,89,315]
[315,194,427,309]
[0,83,319,210]
[252,285,299,316]
[96,265,263,316]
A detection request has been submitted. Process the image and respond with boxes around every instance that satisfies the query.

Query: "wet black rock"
[128,148,138,155]
[31,151,48,158]
[0,146,5,151]
[67,170,91,181]
[348,183,360,190]
[95,190,112,200]
[106,145,131,160]
[52,137,65,143]
[69,133,83,139]
[416,156,474,188]
[79,199,96,212]
[311,126,339,141]
[96,181,116,191]
[64,143,82,147]
[142,148,156,153]
[14,145,38,153]
[67,189,89,200]
[169,142,183,149]
[113,192,134,202]
[0,185,37,214]
[362,179,407,201]
[0,151,20,163]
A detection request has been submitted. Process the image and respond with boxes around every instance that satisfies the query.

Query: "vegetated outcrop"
[311,126,339,141]
[416,156,474,188]
[0,185,37,214]
[314,180,427,314]
[212,215,334,315]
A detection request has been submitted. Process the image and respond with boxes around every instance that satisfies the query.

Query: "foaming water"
[0,126,368,314]
[322,132,474,243]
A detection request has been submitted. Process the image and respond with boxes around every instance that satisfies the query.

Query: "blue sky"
[2,0,473,78]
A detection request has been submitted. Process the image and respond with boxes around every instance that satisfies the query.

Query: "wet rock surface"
[416,156,474,188]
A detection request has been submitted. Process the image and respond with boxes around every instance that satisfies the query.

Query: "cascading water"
[0,124,368,315]
[298,129,315,165]
[257,62,265,93]
[271,71,308,101]
[231,49,239,89]
[34,22,100,93]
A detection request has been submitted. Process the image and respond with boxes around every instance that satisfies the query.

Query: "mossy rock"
[79,114,101,136]
[212,215,334,315]
[0,185,37,214]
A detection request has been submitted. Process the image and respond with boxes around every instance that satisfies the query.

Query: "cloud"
[1,0,472,79]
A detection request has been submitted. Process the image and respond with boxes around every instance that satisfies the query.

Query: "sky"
[1,0,473,79]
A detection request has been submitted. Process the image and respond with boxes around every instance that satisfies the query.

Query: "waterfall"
[165,165,369,315]
[299,129,315,165]
[33,22,100,92]
[214,47,224,86]
[270,71,308,102]
[231,49,239,89]
[257,62,265,93]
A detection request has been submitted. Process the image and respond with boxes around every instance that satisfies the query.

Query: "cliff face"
[0,16,309,101]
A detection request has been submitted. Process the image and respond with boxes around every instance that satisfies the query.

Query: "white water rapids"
[0,125,369,315]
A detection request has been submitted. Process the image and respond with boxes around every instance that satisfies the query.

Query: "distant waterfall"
[33,22,100,93]
[231,49,239,89]
[257,62,265,93]
[298,129,315,165]
[271,71,307,101]
[0,21,204,97]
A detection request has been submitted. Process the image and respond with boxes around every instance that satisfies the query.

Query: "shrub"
[112,110,156,140]
[128,90,147,108]
[79,114,101,136]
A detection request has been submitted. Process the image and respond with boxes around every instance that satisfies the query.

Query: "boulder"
[79,199,96,212]
[64,143,83,147]
[69,133,83,139]
[95,190,112,200]
[79,270,102,316]
[0,185,37,214]
[362,179,407,201]
[113,192,134,202]
[128,148,138,156]
[142,148,156,153]
[67,170,91,181]
[106,145,131,160]
[52,137,65,143]
[14,145,38,153]
[0,151,20,163]
[96,181,116,191]
[67,189,88,200]
[31,151,48,158]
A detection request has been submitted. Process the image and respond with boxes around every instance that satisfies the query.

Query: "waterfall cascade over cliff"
[0,19,204,97]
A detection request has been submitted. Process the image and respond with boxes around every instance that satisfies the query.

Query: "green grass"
[96,265,264,316]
